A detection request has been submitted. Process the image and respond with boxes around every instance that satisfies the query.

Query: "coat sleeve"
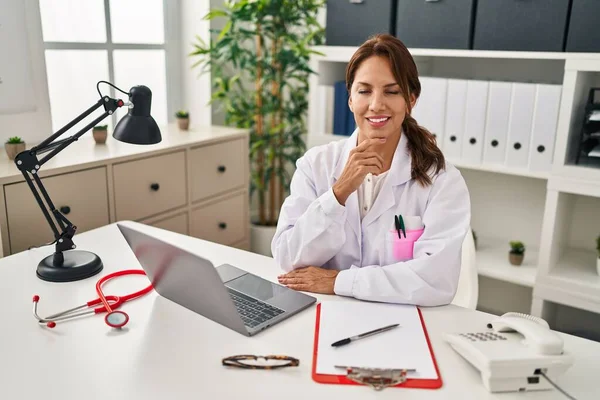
[271,155,348,272]
[333,166,471,306]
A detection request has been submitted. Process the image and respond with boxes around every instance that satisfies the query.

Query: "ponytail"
[402,114,445,186]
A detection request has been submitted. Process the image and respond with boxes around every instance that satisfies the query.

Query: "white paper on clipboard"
[315,301,438,379]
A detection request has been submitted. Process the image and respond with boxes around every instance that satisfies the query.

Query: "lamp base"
[37,250,103,282]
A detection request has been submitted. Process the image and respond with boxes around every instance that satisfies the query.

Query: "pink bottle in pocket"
[389,228,425,261]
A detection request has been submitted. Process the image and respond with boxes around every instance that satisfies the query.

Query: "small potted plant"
[4,136,26,160]
[596,235,600,276]
[509,241,525,266]
[175,110,189,130]
[92,125,108,144]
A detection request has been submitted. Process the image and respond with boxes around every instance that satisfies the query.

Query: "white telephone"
[443,312,574,393]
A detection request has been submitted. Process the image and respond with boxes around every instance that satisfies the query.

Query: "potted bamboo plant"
[176,110,190,130]
[4,136,26,160]
[92,125,108,144]
[190,0,325,256]
[509,241,525,266]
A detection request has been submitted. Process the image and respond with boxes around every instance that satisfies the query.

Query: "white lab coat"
[271,130,471,306]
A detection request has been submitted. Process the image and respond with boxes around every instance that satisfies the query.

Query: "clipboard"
[311,302,443,390]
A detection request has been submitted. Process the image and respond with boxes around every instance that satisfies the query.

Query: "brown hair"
[345,34,445,186]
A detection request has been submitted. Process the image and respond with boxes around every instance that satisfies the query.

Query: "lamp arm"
[14,95,125,265]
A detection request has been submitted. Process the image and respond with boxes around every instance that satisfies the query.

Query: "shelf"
[549,172,600,199]
[312,46,600,62]
[475,238,538,288]
[305,134,550,180]
[536,249,600,314]
[449,158,550,180]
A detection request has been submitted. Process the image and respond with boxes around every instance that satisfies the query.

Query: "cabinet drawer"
[5,167,109,254]
[190,139,245,202]
[191,194,246,246]
[113,151,187,221]
[143,212,188,236]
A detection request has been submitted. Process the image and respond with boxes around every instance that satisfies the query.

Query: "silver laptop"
[117,223,316,336]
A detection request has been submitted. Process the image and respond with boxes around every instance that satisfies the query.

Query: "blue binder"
[333,81,355,136]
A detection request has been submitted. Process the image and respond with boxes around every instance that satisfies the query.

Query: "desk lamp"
[14,81,162,283]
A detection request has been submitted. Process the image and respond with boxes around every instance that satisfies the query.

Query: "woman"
[272,34,471,306]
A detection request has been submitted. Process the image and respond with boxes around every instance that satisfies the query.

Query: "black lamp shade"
[113,85,162,145]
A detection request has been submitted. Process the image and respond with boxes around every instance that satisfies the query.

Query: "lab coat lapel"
[333,129,361,241]
[361,133,412,228]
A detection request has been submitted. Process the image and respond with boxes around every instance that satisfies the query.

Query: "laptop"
[117,223,316,336]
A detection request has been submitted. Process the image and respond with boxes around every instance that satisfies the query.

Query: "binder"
[333,81,354,136]
[443,79,468,160]
[311,301,443,390]
[482,81,512,165]
[529,84,561,172]
[412,77,448,148]
[461,80,489,163]
[506,83,536,168]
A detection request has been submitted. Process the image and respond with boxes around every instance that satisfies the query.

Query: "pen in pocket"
[394,215,406,239]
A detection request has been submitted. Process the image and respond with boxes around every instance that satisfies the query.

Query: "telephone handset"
[487,312,564,355]
[443,312,574,394]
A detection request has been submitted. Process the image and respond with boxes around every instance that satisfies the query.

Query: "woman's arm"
[333,166,471,306]
[271,156,348,272]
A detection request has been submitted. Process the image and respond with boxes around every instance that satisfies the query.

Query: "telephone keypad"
[460,332,507,342]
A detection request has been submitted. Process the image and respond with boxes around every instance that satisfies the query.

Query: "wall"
[0,0,52,144]
[180,0,212,127]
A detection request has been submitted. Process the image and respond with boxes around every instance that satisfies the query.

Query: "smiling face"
[348,55,415,144]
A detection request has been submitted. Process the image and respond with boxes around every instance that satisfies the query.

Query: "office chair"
[451,227,478,309]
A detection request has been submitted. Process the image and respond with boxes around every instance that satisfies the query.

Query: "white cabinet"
[0,124,250,255]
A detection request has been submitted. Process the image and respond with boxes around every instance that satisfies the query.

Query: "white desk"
[0,222,598,400]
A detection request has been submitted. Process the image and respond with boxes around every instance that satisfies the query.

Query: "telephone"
[443,312,574,393]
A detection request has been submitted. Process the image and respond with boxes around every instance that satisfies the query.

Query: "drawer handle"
[150,183,160,191]
[217,165,226,173]
[219,222,227,230]
[469,137,476,145]
[537,145,545,153]
[491,140,499,147]
[59,206,71,215]
[450,135,457,142]
[514,142,522,150]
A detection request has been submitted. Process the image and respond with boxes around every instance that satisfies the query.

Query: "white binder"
[461,80,489,163]
[443,79,467,160]
[529,84,562,172]
[412,77,448,149]
[506,83,536,168]
[482,81,512,166]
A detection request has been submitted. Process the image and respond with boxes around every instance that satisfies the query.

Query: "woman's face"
[348,55,415,144]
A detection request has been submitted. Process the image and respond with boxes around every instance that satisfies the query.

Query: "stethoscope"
[32,269,154,329]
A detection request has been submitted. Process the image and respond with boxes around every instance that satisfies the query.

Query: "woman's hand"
[332,138,385,205]
[277,266,340,294]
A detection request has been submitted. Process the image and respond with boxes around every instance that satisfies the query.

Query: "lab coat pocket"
[388,228,424,261]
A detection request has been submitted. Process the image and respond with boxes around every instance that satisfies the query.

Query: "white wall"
[0,0,52,144]
[180,0,212,127]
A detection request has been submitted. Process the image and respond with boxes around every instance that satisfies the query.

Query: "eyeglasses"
[222,355,300,370]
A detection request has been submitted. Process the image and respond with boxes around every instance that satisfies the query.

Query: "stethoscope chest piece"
[105,310,129,329]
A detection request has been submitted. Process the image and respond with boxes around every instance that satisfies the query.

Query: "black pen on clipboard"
[331,323,400,347]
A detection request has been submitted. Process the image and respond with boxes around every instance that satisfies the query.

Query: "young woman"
[272,34,471,306]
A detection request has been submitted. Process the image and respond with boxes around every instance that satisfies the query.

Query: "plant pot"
[509,252,524,266]
[177,117,189,130]
[250,223,277,257]
[4,142,26,160]
[93,129,108,144]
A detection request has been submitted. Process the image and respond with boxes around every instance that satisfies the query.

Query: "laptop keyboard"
[227,289,285,328]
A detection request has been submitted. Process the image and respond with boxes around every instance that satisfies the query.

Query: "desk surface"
[0,221,597,400]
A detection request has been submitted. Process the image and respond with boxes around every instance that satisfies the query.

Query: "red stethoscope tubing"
[96,269,153,328]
